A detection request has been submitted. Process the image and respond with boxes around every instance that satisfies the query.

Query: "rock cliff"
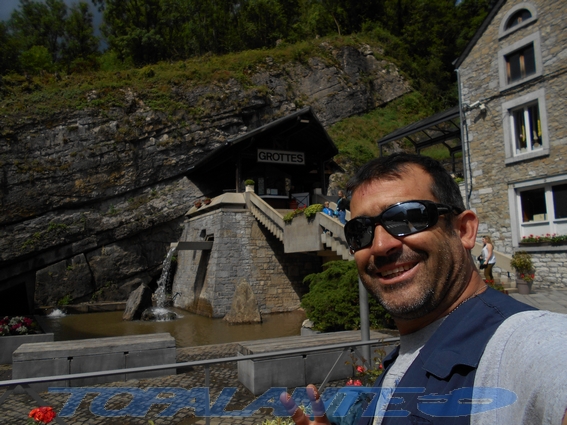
[0,42,410,311]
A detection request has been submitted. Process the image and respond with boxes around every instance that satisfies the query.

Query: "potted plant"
[244,179,255,193]
[194,200,202,209]
[203,197,211,205]
[510,251,535,294]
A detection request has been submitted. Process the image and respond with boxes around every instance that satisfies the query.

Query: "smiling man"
[283,153,567,425]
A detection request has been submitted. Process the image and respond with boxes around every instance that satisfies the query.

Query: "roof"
[186,107,339,174]
[453,0,506,69]
[376,105,462,155]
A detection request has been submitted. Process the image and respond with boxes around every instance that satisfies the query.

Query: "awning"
[377,105,461,158]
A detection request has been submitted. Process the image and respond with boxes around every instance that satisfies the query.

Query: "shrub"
[304,203,323,219]
[301,261,391,332]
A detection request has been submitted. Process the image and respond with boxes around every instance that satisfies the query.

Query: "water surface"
[39,308,306,348]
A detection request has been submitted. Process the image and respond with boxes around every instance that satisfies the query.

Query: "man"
[282,153,567,424]
[336,190,350,225]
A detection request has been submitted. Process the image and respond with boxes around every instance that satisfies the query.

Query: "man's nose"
[369,224,403,256]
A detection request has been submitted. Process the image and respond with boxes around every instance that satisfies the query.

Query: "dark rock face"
[0,43,410,309]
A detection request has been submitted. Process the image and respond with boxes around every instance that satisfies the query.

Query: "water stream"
[39,309,306,347]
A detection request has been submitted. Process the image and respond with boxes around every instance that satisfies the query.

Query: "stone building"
[171,108,352,320]
[455,0,567,287]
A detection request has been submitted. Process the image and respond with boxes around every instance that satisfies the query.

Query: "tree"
[0,22,20,75]
[239,0,287,49]
[100,0,167,65]
[20,45,54,74]
[62,2,100,71]
[9,0,68,63]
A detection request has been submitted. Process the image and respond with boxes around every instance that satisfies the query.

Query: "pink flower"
[346,379,363,386]
[356,365,366,373]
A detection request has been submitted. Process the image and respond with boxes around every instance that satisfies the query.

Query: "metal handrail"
[1,336,400,388]
[0,336,399,424]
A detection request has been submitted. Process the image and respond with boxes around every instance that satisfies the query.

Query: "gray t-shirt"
[472,310,567,424]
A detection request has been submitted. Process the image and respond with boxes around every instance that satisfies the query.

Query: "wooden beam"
[176,241,214,251]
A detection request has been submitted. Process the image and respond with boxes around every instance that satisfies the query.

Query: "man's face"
[350,165,469,321]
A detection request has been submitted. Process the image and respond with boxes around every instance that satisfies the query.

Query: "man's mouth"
[379,263,416,278]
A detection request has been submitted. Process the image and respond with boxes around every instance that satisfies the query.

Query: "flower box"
[0,332,54,364]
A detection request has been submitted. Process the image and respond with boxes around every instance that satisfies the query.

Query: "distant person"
[481,235,496,281]
[322,201,334,235]
[336,190,349,225]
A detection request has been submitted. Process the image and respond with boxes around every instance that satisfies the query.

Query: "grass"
[327,92,439,170]
[0,33,455,165]
[0,34,368,118]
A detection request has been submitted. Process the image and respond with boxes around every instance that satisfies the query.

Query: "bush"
[301,260,391,332]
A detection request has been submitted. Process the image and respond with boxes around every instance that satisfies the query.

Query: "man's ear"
[455,210,478,250]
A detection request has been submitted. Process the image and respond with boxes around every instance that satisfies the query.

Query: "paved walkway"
[1,288,566,424]
[510,287,567,314]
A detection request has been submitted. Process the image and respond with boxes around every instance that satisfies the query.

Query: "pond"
[38,308,307,348]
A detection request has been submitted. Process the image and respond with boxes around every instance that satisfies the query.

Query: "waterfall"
[138,245,179,321]
[154,245,177,308]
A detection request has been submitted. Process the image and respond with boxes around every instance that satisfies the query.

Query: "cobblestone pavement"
[0,342,351,425]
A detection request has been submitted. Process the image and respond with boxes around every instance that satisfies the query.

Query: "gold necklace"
[449,284,488,315]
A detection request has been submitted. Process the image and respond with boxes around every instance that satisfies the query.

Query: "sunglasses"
[344,200,463,252]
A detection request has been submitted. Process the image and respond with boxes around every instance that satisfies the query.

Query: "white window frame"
[509,175,567,247]
[498,31,542,91]
[499,3,538,39]
[502,88,549,164]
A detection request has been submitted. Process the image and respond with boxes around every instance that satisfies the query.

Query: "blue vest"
[356,288,536,425]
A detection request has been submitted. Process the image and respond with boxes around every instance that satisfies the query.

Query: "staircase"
[246,192,351,260]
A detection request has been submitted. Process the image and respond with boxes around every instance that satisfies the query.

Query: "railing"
[0,337,399,425]
[318,212,351,260]
[246,192,285,242]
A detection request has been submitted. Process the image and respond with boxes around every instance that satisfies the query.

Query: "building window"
[498,32,542,90]
[511,102,541,154]
[506,43,536,84]
[499,3,537,39]
[503,88,548,164]
[513,178,567,243]
[505,9,532,31]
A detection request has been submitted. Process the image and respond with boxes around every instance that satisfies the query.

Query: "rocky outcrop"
[0,42,411,310]
[122,283,153,321]
[223,282,262,324]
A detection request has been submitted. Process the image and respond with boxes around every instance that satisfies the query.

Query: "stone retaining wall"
[172,208,321,317]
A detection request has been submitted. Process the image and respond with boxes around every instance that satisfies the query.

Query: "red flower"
[356,365,366,373]
[346,379,363,386]
[28,406,56,424]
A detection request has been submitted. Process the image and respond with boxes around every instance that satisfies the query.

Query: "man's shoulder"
[496,309,567,339]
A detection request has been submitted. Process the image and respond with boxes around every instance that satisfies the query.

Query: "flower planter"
[0,332,54,364]
[516,278,532,295]
[245,184,255,193]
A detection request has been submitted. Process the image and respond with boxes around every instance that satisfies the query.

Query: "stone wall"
[172,208,321,317]
[458,0,567,288]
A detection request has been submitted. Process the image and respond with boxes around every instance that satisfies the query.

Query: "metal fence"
[0,336,399,425]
